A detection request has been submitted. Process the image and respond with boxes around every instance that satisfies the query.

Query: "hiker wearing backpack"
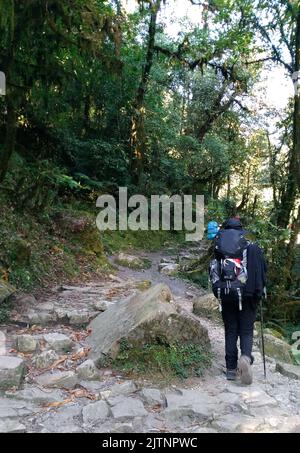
[209,217,267,385]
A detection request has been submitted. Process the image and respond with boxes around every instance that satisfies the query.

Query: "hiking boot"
[238,355,253,385]
[226,369,237,381]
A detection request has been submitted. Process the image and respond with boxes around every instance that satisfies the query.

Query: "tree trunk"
[130,0,161,185]
[277,8,300,228]
[285,205,300,287]
[266,132,279,210]
[226,174,231,199]
[0,88,16,183]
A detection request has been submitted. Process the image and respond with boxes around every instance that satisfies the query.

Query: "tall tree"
[130,0,162,184]
[254,0,300,228]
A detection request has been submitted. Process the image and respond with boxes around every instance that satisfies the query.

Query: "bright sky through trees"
[123,0,294,111]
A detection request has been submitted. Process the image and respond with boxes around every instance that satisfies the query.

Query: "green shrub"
[111,340,212,380]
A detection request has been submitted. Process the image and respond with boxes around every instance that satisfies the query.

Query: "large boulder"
[261,334,294,364]
[0,280,16,304]
[87,283,210,366]
[193,293,220,320]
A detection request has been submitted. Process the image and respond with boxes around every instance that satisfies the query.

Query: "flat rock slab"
[164,390,214,421]
[0,419,26,433]
[0,397,35,418]
[17,334,38,353]
[140,388,164,406]
[67,310,90,326]
[87,283,210,365]
[34,370,78,389]
[36,404,82,433]
[43,333,73,352]
[25,310,57,325]
[5,386,67,405]
[109,396,148,420]
[0,356,25,390]
[211,413,266,433]
[276,362,300,380]
[108,381,137,397]
[82,400,111,424]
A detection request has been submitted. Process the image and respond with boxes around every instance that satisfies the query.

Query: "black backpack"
[209,229,249,311]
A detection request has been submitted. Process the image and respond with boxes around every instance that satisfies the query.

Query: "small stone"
[276,362,300,380]
[27,312,57,325]
[109,381,137,397]
[109,397,147,420]
[35,371,78,389]
[160,258,175,264]
[17,335,38,353]
[193,293,220,320]
[0,356,25,390]
[43,333,73,352]
[115,253,145,270]
[76,360,101,381]
[109,423,135,433]
[0,419,26,433]
[32,350,59,369]
[68,311,90,326]
[80,380,104,394]
[92,301,109,312]
[54,308,69,321]
[134,281,152,291]
[5,387,66,405]
[38,302,55,311]
[159,263,179,276]
[82,401,110,424]
[140,388,164,406]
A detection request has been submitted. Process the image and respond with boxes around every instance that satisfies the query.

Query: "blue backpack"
[207,221,219,240]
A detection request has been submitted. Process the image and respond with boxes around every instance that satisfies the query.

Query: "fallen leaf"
[151,404,162,412]
[71,348,90,361]
[68,389,96,400]
[44,397,74,408]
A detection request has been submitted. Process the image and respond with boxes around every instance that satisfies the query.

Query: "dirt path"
[0,246,300,433]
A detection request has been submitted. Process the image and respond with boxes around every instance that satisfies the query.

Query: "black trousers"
[221,297,257,370]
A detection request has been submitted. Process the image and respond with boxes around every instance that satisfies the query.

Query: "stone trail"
[0,247,299,433]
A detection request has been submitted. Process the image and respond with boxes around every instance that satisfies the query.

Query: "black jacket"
[244,242,267,301]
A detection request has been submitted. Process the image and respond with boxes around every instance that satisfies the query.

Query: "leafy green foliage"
[0,0,299,329]
[112,339,212,380]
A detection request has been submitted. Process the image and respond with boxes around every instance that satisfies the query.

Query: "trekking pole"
[260,290,267,380]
